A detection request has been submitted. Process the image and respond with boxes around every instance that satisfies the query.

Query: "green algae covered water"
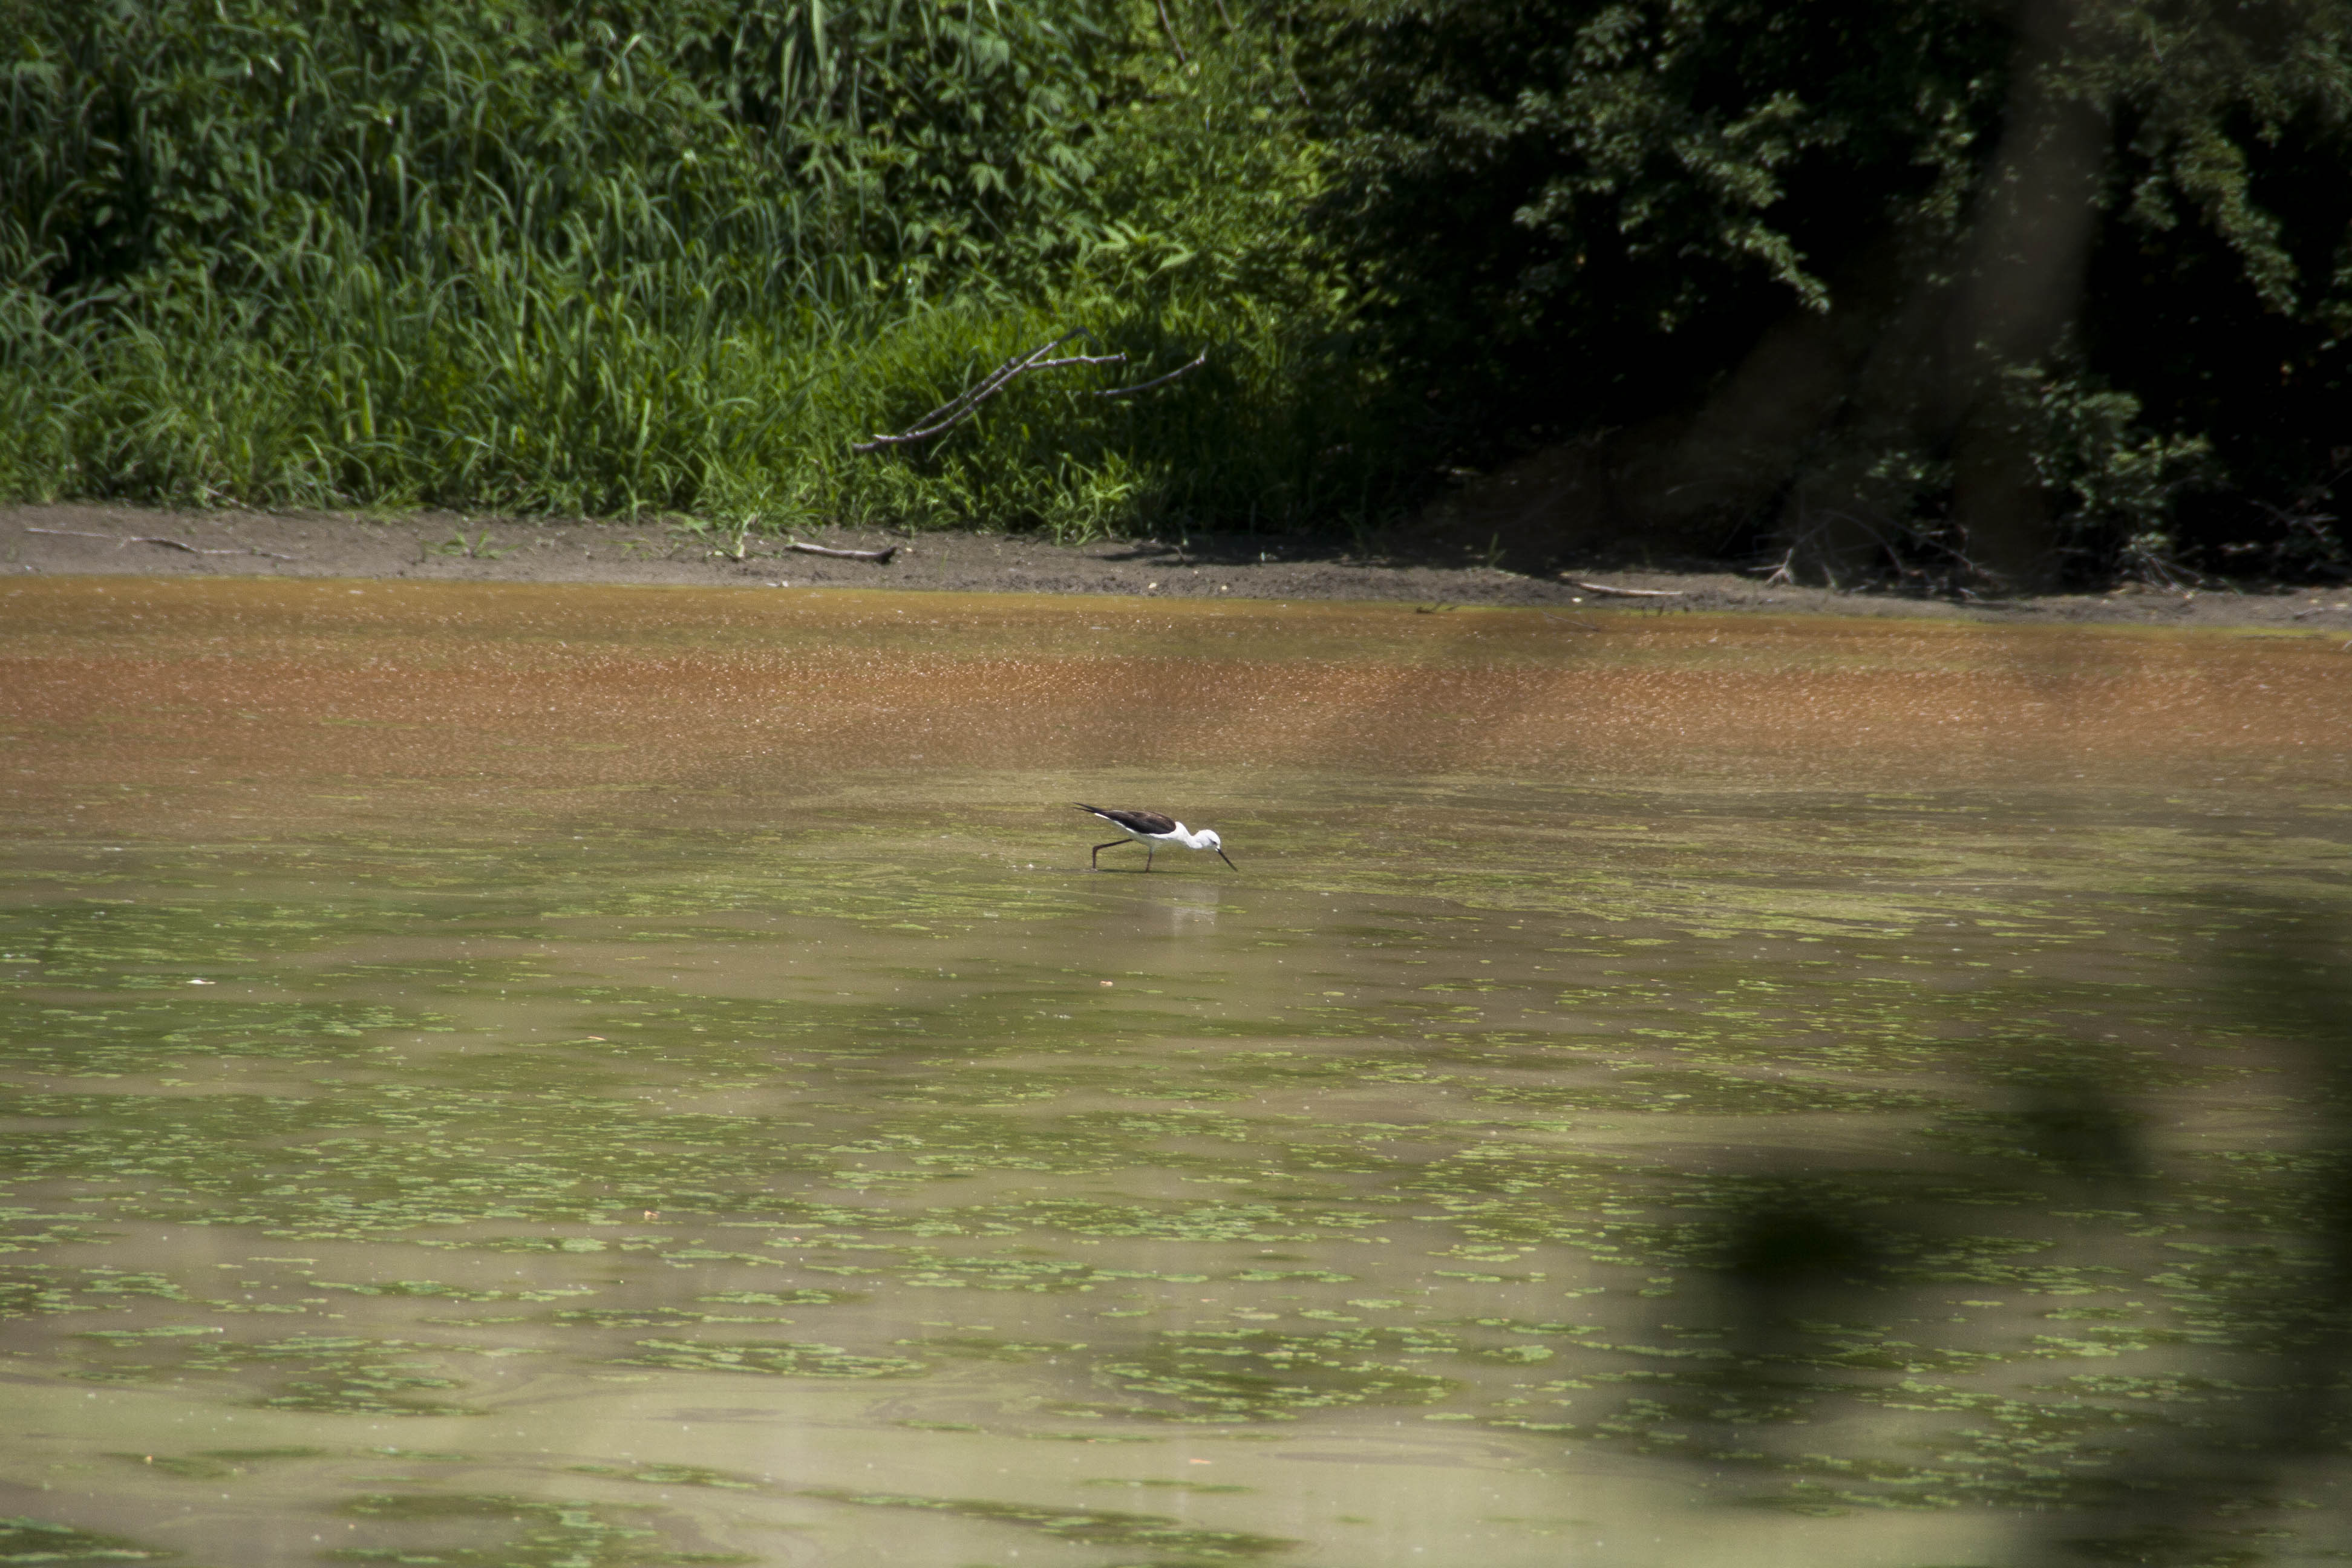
[3,578,2350,1567]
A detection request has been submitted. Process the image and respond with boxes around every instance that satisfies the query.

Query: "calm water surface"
[3,578,2350,1567]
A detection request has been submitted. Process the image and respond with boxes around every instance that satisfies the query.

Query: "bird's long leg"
[1092,839,1128,869]
[1145,844,1155,872]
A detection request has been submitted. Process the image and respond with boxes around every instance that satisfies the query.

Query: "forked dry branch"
[851,332,1207,456]
[1099,348,1209,400]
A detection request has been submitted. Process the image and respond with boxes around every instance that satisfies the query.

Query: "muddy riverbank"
[7,502,2352,631]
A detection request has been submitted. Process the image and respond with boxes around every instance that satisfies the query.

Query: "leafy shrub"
[1306,0,2352,580]
[0,0,1381,532]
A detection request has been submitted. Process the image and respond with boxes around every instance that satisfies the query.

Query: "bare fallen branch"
[1566,578,1684,598]
[785,539,899,563]
[26,526,298,561]
[1097,348,1209,400]
[1154,0,1188,61]
[853,330,1125,455]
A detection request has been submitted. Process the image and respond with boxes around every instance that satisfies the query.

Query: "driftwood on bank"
[783,539,898,563]
[852,331,1207,456]
[1566,578,1684,598]
[27,526,298,561]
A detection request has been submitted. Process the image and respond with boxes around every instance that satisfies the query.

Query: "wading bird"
[1075,804,1237,872]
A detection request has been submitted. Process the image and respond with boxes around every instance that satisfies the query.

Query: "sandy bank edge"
[7,503,2351,633]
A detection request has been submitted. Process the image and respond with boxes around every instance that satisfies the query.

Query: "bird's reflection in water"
[1151,895,1222,935]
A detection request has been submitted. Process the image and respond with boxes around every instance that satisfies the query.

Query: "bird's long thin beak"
[1218,850,1238,871]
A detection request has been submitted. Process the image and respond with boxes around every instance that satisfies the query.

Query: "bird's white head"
[1189,826,1237,869]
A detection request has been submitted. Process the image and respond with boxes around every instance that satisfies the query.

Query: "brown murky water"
[5,577,2344,831]
[3,578,2350,1568]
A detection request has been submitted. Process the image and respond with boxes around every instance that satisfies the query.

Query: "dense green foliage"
[1307,0,2352,579]
[3,0,2348,577]
[0,0,1364,535]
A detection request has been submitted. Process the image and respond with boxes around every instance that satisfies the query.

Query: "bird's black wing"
[1075,804,1178,835]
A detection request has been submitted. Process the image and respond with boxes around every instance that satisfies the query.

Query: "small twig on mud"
[785,539,899,563]
[1539,611,1604,630]
[1097,348,1209,400]
[26,526,299,561]
[705,520,755,563]
[1566,578,1683,598]
[853,330,1126,455]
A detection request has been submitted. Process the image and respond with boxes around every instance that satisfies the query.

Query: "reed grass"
[0,0,1393,539]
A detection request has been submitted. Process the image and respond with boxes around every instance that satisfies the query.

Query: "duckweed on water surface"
[5,587,2352,1564]
[332,1494,751,1567]
[797,1488,1299,1560]
[0,1515,179,1563]
[6,811,2348,1561]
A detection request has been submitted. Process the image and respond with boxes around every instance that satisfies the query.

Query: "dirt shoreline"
[7,502,2350,631]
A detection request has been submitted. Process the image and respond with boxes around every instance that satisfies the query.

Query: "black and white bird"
[1075,803,1237,872]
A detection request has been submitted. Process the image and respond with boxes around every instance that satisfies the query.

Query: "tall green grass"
[0,0,1393,538]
